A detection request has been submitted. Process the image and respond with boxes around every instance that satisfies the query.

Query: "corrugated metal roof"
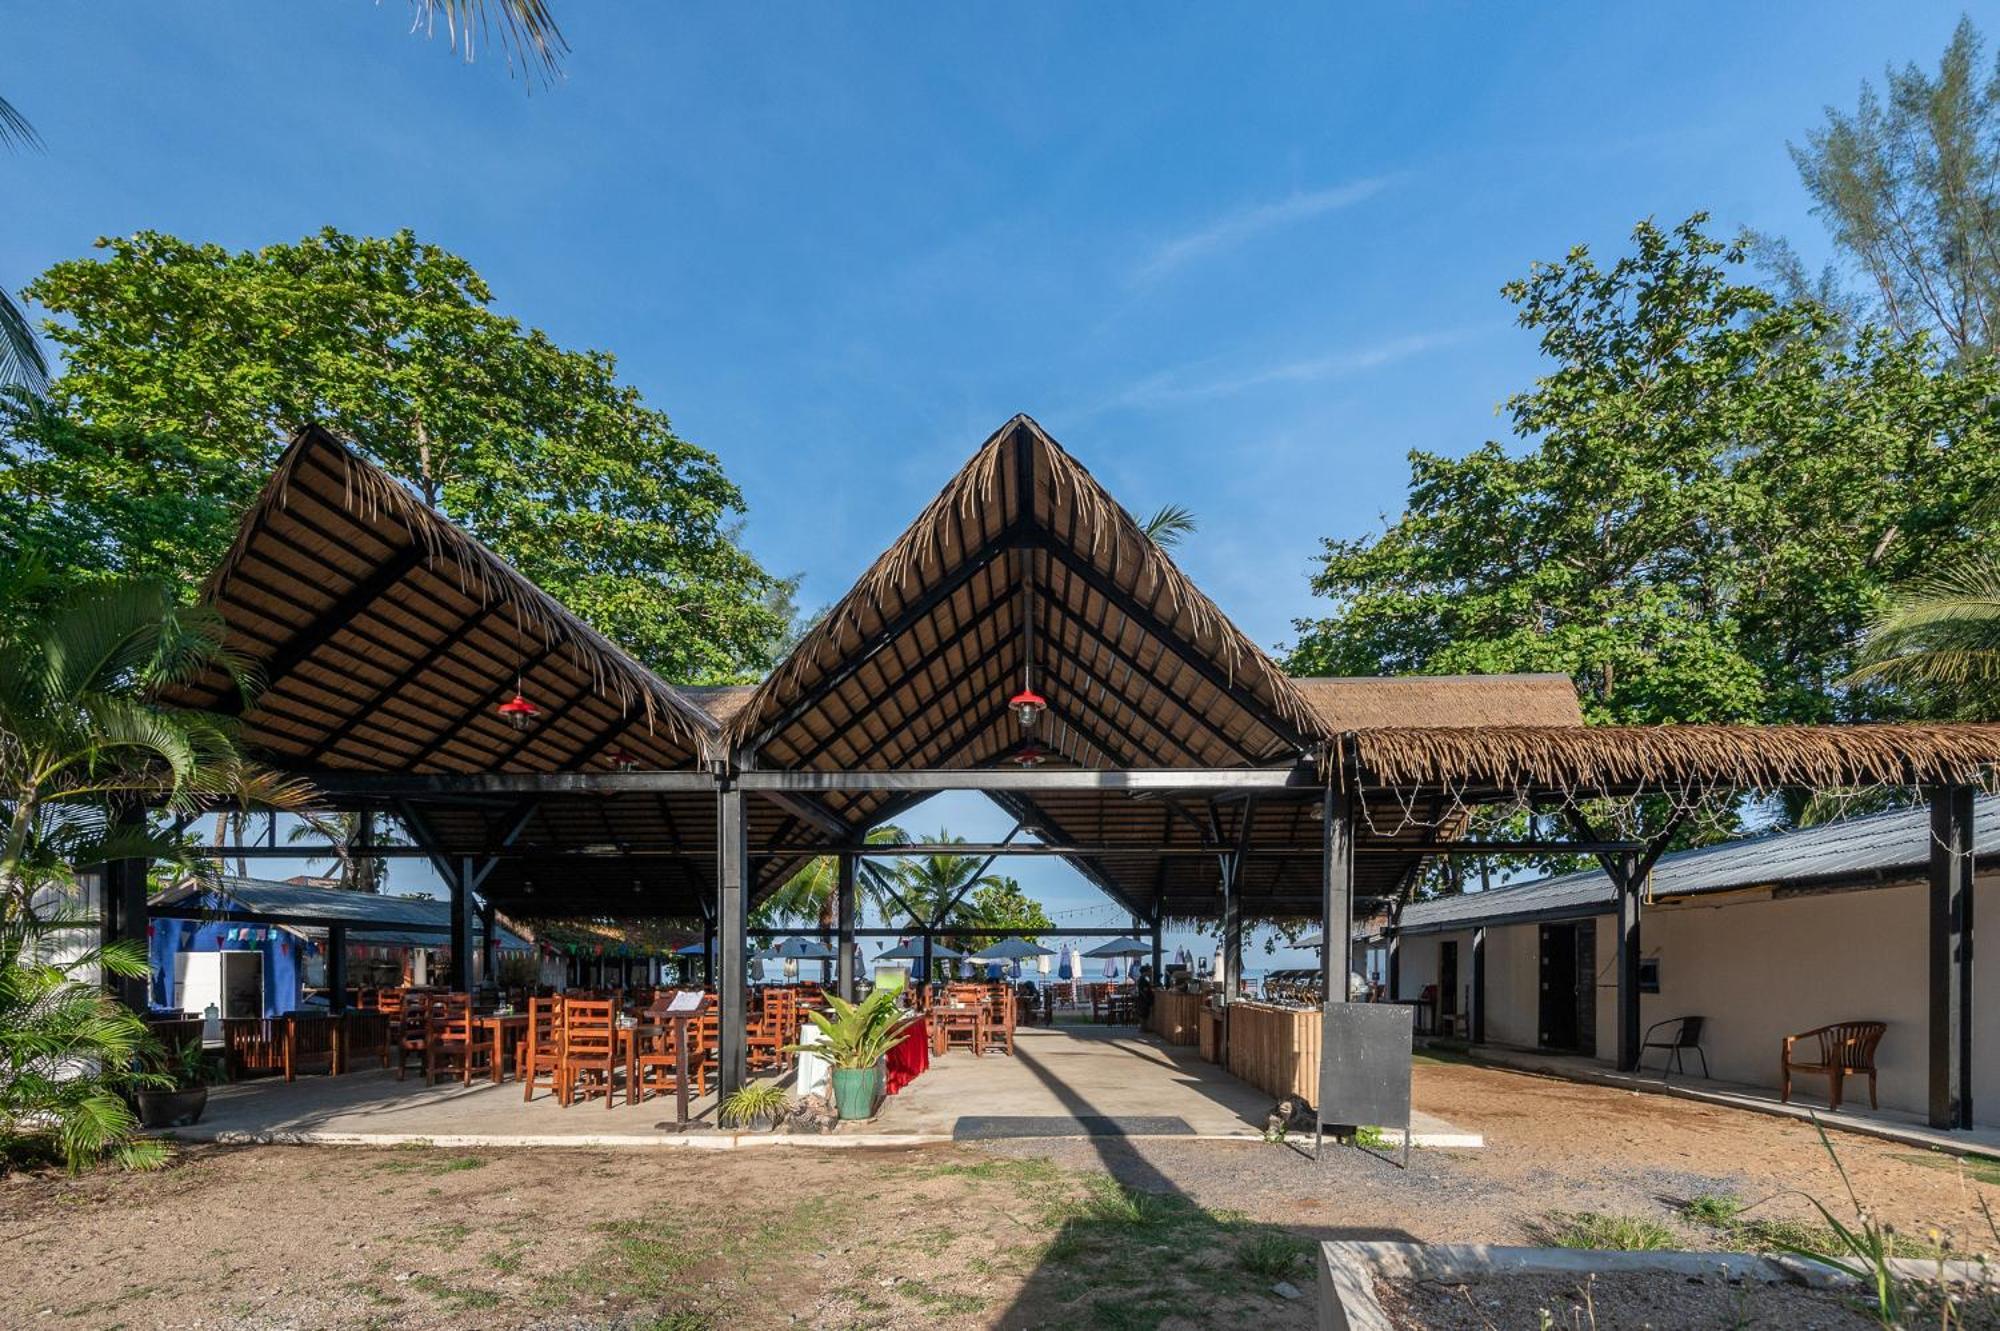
[153,876,528,948]
[1375,795,2000,936]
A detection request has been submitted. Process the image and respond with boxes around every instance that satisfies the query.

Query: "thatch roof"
[1349,723,2000,795]
[680,684,758,729]
[1290,673,1583,731]
[167,425,718,773]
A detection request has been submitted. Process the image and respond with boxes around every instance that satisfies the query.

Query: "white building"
[1362,798,1998,1128]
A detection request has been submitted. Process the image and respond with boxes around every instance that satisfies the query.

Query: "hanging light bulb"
[1009,687,1047,729]
[1008,741,1051,767]
[498,675,541,731]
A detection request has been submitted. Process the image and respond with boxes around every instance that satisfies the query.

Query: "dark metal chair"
[1640,1015,1708,1079]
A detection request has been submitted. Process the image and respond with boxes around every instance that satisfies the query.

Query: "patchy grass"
[1680,1192,1748,1228]
[1674,1192,1948,1260]
[375,1150,487,1176]
[1893,1149,2000,1188]
[1236,1231,1311,1278]
[1530,1211,1678,1250]
[406,1274,502,1311]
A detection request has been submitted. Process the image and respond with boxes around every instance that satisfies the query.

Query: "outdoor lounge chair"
[1782,1020,1886,1112]
[1639,1016,1708,1079]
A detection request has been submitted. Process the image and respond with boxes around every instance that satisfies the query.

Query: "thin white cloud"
[1109,327,1479,411]
[1133,177,1392,285]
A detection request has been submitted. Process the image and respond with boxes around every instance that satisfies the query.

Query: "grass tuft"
[1533,1211,1678,1250]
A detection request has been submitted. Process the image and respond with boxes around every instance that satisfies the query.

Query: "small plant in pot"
[718,1083,791,1132]
[134,1038,223,1129]
[786,990,919,1122]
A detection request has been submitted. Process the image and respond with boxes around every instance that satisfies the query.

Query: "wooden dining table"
[470,1012,530,1085]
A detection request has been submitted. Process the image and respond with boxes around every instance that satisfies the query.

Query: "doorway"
[1437,940,1459,1029]
[1537,922,1596,1055]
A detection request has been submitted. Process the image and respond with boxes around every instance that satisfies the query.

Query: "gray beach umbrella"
[1083,938,1152,958]
[767,936,836,960]
[875,939,965,962]
[969,937,1056,962]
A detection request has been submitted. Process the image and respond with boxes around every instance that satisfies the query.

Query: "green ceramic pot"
[830,1065,878,1120]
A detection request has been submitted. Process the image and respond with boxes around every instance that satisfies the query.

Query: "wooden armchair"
[1782,1021,1886,1112]
[521,995,566,1102]
[559,998,619,1109]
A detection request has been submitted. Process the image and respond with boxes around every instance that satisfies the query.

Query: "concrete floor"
[168,1025,1475,1148]
[1467,1043,2000,1157]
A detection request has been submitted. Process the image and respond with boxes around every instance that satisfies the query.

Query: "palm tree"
[876,830,1012,934]
[753,825,908,933]
[0,578,308,1170]
[0,94,47,395]
[1139,504,1197,550]
[287,810,409,894]
[1848,556,2000,716]
[0,579,309,909]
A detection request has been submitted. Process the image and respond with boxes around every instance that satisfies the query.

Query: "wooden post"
[327,923,348,1013]
[1321,782,1352,1004]
[836,853,857,1001]
[449,856,473,992]
[1929,784,1975,1131]
[1470,925,1486,1045]
[1615,853,1642,1073]
[717,781,749,1097]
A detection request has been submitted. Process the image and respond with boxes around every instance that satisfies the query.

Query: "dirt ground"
[2,1058,1995,1330]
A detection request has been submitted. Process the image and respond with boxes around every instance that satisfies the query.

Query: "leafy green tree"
[751,825,908,933]
[873,831,1013,932]
[1289,214,2000,727]
[287,811,411,895]
[953,877,1054,954]
[8,229,791,682]
[1780,17,2000,357]
[1139,504,1198,550]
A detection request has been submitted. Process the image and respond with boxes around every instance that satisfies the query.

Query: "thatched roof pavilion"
[144,414,1996,1128]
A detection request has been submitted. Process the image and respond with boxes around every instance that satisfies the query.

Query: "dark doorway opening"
[1538,921,1596,1054]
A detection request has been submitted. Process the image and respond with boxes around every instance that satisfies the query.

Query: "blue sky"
[5,5,1982,966]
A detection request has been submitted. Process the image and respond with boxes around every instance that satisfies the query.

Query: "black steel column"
[449,856,473,991]
[479,897,498,990]
[717,781,749,1096]
[327,923,349,1013]
[1929,784,1976,1131]
[1615,853,1642,1072]
[1150,918,1163,983]
[835,854,857,1001]
[920,928,934,988]
[107,853,150,1012]
[701,915,715,986]
[1470,926,1486,1044]
[1221,851,1242,1004]
[1321,783,1353,1004]
[1385,925,1401,1000]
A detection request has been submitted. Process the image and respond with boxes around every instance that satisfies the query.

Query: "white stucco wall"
[1438,875,1996,1127]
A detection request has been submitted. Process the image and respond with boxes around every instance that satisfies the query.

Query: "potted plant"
[786,991,919,1122]
[134,1038,222,1129]
[718,1084,792,1132]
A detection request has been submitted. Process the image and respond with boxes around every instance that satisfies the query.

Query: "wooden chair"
[1783,1021,1886,1112]
[747,989,799,1072]
[521,995,566,1102]
[425,995,483,1086]
[559,998,619,1109]
[1640,1016,1708,1079]
[395,991,439,1080]
[978,985,1014,1056]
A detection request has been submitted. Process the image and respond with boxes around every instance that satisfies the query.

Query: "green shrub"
[718,1083,791,1129]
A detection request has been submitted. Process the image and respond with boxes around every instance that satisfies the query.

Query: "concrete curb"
[156,1125,1480,1151]
[1316,1241,1995,1331]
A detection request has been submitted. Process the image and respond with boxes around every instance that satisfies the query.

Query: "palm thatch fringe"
[1351,724,2000,794]
[208,425,718,754]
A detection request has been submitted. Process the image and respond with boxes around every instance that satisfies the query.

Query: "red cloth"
[884,1016,929,1094]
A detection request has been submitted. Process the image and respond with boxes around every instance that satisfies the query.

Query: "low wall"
[1150,990,1202,1046]
[1225,1001,1318,1103]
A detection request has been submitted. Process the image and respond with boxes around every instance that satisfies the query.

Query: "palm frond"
[0,94,42,153]
[0,285,48,397]
[407,0,568,83]
[1139,503,1198,550]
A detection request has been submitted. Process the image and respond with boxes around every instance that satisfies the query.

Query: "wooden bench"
[1782,1021,1886,1112]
